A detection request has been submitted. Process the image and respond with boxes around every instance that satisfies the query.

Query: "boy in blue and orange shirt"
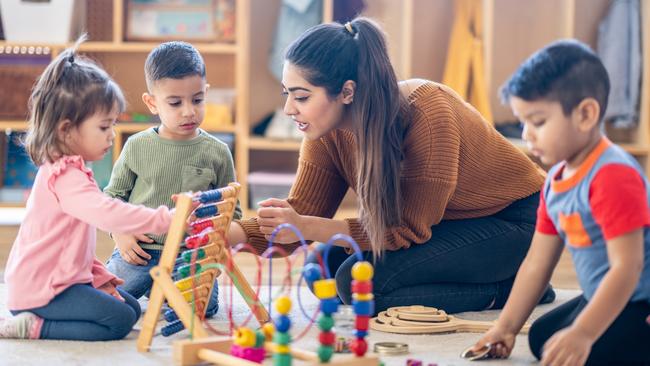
[472,40,650,365]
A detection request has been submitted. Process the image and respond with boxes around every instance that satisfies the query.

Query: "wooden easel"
[137,183,270,352]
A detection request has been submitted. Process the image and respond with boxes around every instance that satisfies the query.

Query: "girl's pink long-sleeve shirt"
[4,156,172,310]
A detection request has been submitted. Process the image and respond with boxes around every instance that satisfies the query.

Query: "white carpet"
[0,284,580,366]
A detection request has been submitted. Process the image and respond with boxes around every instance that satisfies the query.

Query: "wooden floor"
[0,225,579,289]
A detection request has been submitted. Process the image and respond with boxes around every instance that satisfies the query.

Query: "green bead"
[273,352,292,366]
[317,314,334,331]
[254,330,266,348]
[273,332,292,345]
[317,345,334,362]
[182,248,205,263]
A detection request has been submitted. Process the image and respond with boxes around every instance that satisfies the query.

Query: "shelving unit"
[2,0,647,216]
[367,0,650,171]
[0,0,250,207]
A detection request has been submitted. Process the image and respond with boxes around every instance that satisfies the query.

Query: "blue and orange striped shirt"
[537,138,650,302]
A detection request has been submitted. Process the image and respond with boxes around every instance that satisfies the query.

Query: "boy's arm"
[496,231,564,333]
[104,140,136,201]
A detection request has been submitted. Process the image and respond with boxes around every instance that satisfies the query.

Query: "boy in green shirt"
[106,41,241,318]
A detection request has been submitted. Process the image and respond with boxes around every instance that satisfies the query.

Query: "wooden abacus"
[137,183,270,352]
[171,232,381,366]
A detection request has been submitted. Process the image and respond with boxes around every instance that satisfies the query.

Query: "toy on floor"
[369,305,531,334]
[173,225,381,366]
[136,183,270,352]
[405,360,438,366]
[459,343,491,361]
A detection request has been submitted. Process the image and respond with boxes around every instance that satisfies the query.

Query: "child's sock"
[0,312,43,339]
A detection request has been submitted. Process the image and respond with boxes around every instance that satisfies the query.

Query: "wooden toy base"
[174,337,381,366]
[370,305,530,334]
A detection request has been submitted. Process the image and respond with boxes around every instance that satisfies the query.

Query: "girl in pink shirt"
[0,39,173,341]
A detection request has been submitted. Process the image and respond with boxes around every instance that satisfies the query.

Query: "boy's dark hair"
[144,41,206,90]
[500,39,610,121]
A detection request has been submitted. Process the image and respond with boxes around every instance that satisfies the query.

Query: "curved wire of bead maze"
[168,222,382,365]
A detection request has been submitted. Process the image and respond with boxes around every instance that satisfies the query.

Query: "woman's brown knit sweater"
[238,81,545,254]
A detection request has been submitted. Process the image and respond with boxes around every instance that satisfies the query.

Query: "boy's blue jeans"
[106,248,219,318]
[13,283,140,341]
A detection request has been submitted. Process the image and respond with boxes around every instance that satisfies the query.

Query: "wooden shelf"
[0,121,236,134]
[0,121,29,131]
[508,138,650,156]
[248,137,302,151]
[0,41,237,55]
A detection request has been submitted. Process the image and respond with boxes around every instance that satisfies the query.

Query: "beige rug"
[0,284,579,366]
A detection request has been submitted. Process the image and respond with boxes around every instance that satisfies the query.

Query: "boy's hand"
[98,278,125,302]
[541,326,592,366]
[113,233,153,265]
[471,325,516,359]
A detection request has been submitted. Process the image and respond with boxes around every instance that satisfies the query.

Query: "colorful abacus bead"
[273,296,292,366]
[350,261,374,357]
[231,327,264,363]
[313,278,338,363]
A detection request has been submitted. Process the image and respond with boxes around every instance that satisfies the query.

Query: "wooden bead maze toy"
[137,183,270,352]
[173,226,381,366]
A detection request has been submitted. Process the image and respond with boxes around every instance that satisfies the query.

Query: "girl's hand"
[257,198,305,243]
[113,233,153,265]
[470,325,516,359]
[98,278,125,302]
[542,326,592,366]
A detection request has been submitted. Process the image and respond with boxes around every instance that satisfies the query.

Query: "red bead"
[355,315,370,331]
[349,338,368,356]
[351,280,372,294]
[319,331,336,345]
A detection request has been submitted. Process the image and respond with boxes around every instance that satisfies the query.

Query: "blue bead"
[164,309,178,322]
[194,204,218,219]
[320,298,339,315]
[302,263,322,282]
[161,319,184,336]
[274,315,292,333]
[352,300,374,316]
[355,330,368,338]
[198,189,223,203]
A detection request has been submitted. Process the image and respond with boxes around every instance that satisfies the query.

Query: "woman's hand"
[98,278,125,302]
[541,326,593,366]
[470,324,516,359]
[257,198,306,243]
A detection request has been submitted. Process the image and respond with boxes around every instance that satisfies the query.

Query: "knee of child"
[527,320,545,360]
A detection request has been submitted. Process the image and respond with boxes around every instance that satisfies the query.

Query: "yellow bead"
[275,296,292,315]
[262,322,275,340]
[351,261,374,281]
[274,344,291,354]
[233,327,256,347]
[313,279,337,299]
[352,292,374,301]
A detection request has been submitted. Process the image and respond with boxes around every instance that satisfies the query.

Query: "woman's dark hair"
[285,18,406,257]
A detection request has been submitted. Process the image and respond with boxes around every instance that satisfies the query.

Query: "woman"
[228,18,554,313]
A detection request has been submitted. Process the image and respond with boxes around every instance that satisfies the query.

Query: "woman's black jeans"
[305,193,542,314]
